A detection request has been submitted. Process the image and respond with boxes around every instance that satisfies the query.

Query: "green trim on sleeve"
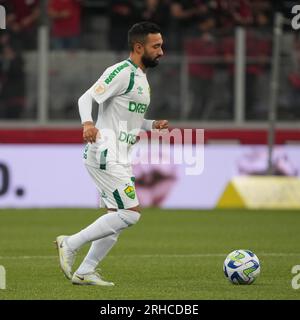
[125,71,135,94]
[104,62,129,85]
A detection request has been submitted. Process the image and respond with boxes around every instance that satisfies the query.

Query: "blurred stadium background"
[0,0,300,209]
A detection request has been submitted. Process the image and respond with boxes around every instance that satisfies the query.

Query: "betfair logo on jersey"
[118,131,137,145]
[104,62,129,84]
[128,101,148,114]
[124,185,136,199]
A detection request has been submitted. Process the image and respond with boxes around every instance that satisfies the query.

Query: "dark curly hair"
[128,21,161,51]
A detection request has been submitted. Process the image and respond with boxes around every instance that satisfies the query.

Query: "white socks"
[66,209,140,251]
[66,209,140,274]
[76,231,120,275]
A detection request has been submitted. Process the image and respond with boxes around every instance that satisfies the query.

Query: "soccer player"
[55,22,168,286]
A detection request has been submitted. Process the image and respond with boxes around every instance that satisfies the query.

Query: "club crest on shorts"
[124,185,135,199]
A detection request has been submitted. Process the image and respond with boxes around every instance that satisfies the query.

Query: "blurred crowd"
[0,0,299,120]
[0,0,278,51]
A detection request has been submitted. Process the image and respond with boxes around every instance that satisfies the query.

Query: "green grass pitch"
[0,208,300,300]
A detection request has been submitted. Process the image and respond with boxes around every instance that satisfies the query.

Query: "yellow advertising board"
[217,176,300,209]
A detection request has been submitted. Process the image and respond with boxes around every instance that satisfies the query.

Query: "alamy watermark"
[0,5,6,30]
[0,265,6,290]
[86,125,205,176]
[291,265,300,289]
[291,5,300,30]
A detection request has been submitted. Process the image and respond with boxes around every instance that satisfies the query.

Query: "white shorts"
[85,163,139,209]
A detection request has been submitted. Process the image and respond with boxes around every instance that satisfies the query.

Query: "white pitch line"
[0,253,299,260]
[0,256,57,260]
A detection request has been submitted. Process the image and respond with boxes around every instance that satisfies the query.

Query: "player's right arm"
[78,64,131,143]
[78,90,98,143]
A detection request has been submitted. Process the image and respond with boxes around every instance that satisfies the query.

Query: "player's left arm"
[141,119,169,131]
[153,120,169,130]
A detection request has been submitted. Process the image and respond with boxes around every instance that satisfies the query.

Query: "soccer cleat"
[72,270,115,286]
[54,235,76,280]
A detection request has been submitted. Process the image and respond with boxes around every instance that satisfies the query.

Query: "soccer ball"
[223,249,260,285]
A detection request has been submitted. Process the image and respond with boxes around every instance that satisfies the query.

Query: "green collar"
[127,58,138,69]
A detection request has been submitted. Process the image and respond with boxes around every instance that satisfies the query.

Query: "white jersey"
[81,59,153,169]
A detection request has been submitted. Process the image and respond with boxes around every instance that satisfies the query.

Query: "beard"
[141,54,160,68]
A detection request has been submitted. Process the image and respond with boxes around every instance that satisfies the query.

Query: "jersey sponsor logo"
[124,185,136,199]
[118,131,138,145]
[128,101,148,114]
[94,83,105,95]
[104,62,129,84]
